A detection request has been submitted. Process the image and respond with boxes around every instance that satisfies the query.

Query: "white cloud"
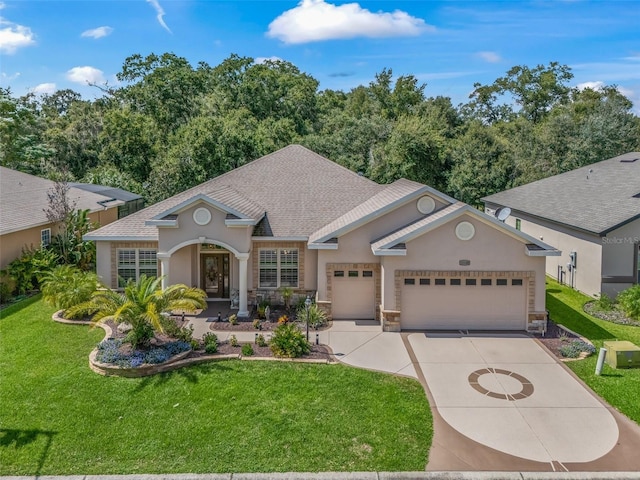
[0,14,36,54]
[576,80,605,91]
[81,26,113,39]
[31,83,56,95]
[1,71,20,82]
[476,51,501,63]
[147,0,171,34]
[267,0,431,44]
[66,66,105,85]
[255,56,284,64]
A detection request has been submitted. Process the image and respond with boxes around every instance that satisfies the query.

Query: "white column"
[158,254,170,290]
[236,253,250,317]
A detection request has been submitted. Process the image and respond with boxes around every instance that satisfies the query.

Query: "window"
[481,279,492,286]
[259,248,298,288]
[435,278,446,285]
[450,278,461,286]
[117,248,157,287]
[404,278,415,285]
[334,270,345,277]
[497,279,508,286]
[466,278,477,286]
[515,219,521,231]
[41,228,51,247]
[348,270,359,277]
[420,278,430,285]
[512,279,523,286]
[362,270,373,278]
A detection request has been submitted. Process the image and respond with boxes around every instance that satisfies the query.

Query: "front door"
[201,254,229,298]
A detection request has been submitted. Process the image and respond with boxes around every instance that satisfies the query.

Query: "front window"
[41,228,51,247]
[117,248,157,287]
[259,248,298,288]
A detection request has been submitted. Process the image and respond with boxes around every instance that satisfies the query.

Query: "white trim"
[163,238,243,257]
[225,219,258,227]
[40,227,51,247]
[193,207,212,226]
[309,185,457,245]
[83,235,158,242]
[372,248,407,256]
[150,193,259,222]
[258,247,299,289]
[252,236,308,241]
[308,243,339,250]
[145,219,178,227]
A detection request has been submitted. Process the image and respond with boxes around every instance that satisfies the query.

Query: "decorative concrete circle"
[417,195,436,214]
[193,207,212,226]
[455,221,475,241]
[468,368,534,401]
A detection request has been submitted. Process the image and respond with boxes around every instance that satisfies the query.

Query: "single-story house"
[86,145,559,332]
[0,167,138,269]
[70,183,145,219]
[483,152,640,298]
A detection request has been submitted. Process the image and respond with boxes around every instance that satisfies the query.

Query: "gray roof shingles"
[0,167,122,236]
[87,145,382,240]
[482,152,640,234]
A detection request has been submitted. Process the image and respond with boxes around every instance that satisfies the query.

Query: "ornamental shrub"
[559,340,596,358]
[270,323,310,358]
[256,334,268,347]
[203,332,218,353]
[241,343,254,356]
[145,348,171,364]
[297,303,327,329]
[617,285,640,320]
[229,334,239,347]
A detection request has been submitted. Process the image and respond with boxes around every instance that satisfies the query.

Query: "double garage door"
[401,273,527,331]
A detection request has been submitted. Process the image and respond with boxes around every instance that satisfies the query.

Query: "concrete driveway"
[407,333,620,468]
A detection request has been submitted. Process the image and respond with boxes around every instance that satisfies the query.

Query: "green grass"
[546,279,640,424]
[0,299,432,475]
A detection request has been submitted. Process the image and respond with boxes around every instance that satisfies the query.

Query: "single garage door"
[401,275,526,330]
[332,268,375,319]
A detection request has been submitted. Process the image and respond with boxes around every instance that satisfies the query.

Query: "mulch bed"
[205,318,331,332]
[535,320,584,359]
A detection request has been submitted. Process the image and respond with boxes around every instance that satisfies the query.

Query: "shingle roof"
[87,145,382,240]
[308,178,429,244]
[482,152,640,234]
[0,167,121,236]
[70,183,143,202]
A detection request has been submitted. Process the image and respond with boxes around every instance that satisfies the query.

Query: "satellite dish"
[495,207,511,222]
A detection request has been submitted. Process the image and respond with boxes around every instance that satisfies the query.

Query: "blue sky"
[2,0,639,112]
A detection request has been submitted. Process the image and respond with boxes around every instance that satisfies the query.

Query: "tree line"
[2,54,639,207]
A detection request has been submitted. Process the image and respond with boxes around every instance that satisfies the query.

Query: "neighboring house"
[0,167,130,269]
[86,145,559,332]
[483,152,640,298]
[70,183,145,219]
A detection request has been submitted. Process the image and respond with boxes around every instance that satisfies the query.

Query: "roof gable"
[371,204,559,256]
[483,152,640,234]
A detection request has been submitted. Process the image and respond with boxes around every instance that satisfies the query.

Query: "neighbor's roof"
[0,167,124,236]
[86,145,382,240]
[482,152,640,234]
[70,183,143,202]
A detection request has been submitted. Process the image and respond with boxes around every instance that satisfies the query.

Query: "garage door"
[332,268,375,319]
[401,275,526,330]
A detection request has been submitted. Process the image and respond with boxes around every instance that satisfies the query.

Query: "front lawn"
[0,299,432,475]
[546,279,640,424]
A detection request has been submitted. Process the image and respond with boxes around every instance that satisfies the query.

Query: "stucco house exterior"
[0,167,140,270]
[86,145,559,332]
[483,152,640,298]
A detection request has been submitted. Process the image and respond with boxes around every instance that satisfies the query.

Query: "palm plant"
[67,275,207,348]
[41,265,100,317]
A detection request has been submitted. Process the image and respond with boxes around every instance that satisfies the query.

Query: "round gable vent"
[417,195,436,214]
[455,221,475,241]
[193,207,212,226]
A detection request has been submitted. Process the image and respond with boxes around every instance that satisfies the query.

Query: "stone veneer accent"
[325,263,381,321]
[110,241,159,289]
[393,270,544,331]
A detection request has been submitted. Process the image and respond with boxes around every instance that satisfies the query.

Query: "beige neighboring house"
[483,152,640,298]
[0,167,127,270]
[86,145,559,332]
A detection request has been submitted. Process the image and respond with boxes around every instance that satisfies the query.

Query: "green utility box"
[603,341,640,369]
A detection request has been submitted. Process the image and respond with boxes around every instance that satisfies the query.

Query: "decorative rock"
[117,322,133,334]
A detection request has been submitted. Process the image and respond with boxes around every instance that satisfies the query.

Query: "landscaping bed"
[536,320,595,360]
[583,301,640,326]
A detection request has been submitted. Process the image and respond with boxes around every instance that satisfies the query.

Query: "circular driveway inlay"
[468,368,534,401]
